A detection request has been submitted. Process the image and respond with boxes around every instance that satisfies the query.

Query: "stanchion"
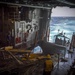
[57,53,60,69]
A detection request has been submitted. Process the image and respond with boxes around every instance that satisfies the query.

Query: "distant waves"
[50,17,75,42]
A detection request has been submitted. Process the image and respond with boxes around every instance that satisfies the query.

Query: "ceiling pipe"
[0,2,52,9]
[57,0,75,6]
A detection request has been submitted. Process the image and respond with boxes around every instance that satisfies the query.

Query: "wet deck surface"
[51,49,75,75]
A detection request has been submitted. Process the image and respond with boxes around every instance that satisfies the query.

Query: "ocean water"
[49,17,75,42]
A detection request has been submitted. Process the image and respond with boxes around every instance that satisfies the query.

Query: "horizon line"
[51,16,75,17]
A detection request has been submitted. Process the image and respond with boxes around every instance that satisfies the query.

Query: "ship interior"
[0,0,75,75]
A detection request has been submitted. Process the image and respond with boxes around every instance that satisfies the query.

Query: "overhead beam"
[57,0,75,6]
[0,2,52,9]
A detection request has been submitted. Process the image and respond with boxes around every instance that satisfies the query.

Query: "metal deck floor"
[51,50,75,75]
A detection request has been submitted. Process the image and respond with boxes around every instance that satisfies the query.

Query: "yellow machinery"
[5,46,13,50]
[28,53,53,72]
[45,59,53,72]
[28,53,40,59]
[44,54,53,72]
[3,46,54,71]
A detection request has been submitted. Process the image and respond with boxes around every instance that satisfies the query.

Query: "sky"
[51,6,75,17]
